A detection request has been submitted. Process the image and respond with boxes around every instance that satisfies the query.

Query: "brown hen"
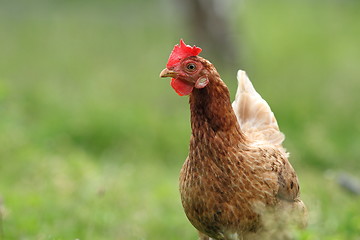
[160,40,307,240]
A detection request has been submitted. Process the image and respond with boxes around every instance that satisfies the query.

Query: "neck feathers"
[189,70,246,143]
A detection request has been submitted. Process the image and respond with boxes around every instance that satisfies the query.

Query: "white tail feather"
[232,70,287,153]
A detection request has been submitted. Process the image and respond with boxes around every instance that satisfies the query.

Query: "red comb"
[166,39,202,68]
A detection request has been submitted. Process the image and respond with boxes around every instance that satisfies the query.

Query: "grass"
[0,0,359,239]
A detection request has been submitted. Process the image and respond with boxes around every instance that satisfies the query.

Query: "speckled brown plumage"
[160,49,307,240]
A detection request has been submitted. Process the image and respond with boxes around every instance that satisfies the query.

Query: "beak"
[160,68,177,78]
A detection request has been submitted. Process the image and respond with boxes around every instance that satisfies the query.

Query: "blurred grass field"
[0,0,359,239]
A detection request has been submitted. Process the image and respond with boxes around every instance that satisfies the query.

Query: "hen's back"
[231,70,307,236]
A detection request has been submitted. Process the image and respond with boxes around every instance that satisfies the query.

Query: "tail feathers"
[232,70,286,151]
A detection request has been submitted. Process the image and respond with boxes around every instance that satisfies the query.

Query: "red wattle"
[170,78,194,96]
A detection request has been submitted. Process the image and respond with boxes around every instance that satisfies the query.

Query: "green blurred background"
[0,0,359,239]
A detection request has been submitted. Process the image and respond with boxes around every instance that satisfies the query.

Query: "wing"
[275,157,300,201]
[272,156,308,228]
[258,147,300,202]
[232,70,287,156]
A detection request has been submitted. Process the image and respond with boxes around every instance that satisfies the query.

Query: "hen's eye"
[186,63,196,71]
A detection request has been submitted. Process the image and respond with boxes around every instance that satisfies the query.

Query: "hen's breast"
[179,148,279,238]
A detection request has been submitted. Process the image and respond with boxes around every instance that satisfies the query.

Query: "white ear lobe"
[195,76,209,89]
